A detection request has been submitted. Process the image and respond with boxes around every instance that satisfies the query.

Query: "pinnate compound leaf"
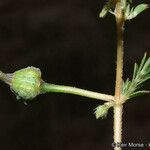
[122,53,150,100]
[126,4,149,20]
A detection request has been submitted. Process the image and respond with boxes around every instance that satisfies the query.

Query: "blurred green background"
[0,0,150,149]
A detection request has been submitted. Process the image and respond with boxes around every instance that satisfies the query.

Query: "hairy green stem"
[41,82,114,101]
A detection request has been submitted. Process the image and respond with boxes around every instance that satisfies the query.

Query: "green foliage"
[94,102,113,119]
[99,0,149,19]
[99,0,115,18]
[11,67,41,100]
[122,53,150,100]
[125,4,149,20]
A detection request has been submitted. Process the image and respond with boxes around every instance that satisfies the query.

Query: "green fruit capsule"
[11,67,41,100]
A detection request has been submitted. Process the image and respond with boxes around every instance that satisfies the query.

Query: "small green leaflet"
[99,0,115,18]
[94,102,113,119]
[125,4,149,20]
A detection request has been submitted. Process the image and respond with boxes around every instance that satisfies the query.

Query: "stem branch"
[41,82,114,102]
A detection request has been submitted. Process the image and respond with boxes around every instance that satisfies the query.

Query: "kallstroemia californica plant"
[0,0,149,150]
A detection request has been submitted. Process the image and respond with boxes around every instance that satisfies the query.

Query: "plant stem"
[0,71,12,85]
[41,82,114,102]
[114,0,125,149]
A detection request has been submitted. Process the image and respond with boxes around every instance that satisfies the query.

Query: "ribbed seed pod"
[11,67,41,100]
